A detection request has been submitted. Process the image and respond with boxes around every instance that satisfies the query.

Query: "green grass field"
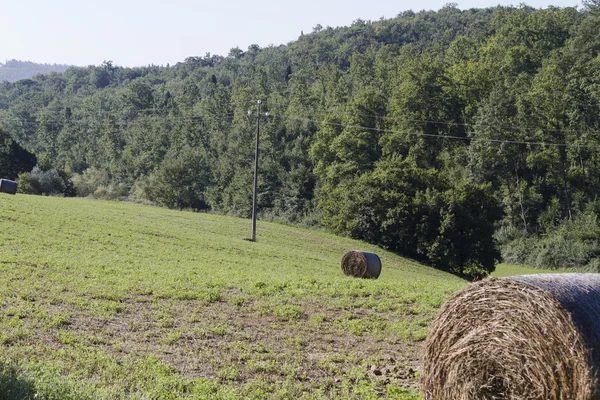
[0,194,548,399]
[491,263,569,277]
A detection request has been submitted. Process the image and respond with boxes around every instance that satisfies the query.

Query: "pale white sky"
[0,0,583,67]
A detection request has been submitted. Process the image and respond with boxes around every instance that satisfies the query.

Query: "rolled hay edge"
[423,273,600,400]
[341,250,381,279]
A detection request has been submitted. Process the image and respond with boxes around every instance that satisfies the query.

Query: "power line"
[0,105,234,123]
[285,115,598,149]
[281,103,600,136]
[1,107,599,148]
[3,101,599,137]
[0,112,236,128]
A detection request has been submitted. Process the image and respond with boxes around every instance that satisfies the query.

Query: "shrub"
[72,168,128,200]
[144,146,210,210]
[500,213,600,269]
[72,168,109,197]
[92,183,129,200]
[17,167,66,195]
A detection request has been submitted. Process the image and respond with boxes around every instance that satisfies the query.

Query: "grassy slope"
[491,263,570,277]
[0,194,472,398]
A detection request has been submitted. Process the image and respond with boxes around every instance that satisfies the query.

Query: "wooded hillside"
[0,60,71,83]
[2,4,600,276]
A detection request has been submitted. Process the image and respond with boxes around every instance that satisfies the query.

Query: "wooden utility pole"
[249,100,269,242]
[251,100,262,242]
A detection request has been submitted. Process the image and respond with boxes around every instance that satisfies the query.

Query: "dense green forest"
[2,4,600,277]
[0,60,72,83]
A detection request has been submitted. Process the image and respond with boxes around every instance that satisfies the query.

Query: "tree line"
[0,60,72,83]
[2,3,600,277]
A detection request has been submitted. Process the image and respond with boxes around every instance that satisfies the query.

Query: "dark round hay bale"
[422,273,600,400]
[0,179,17,195]
[341,251,381,279]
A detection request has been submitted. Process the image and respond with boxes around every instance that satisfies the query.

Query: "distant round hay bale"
[0,179,17,195]
[422,274,600,400]
[341,251,381,279]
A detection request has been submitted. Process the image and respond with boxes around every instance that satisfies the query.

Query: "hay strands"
[341,250,381,279]
[423,273,600,400]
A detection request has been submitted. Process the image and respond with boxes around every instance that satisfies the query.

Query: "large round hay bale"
[341,250,381,279]
[422,273,600,400]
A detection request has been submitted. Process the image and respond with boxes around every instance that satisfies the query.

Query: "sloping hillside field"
[0,195,466,399]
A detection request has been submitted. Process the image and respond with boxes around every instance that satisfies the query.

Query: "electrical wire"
[0,107,598,149]
[284,115,597,148]
[286,106,600,136]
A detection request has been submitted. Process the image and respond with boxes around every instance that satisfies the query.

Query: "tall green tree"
[0,128,36,180]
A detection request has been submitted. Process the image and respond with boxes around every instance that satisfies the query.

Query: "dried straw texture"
[341,251,381,279]
[422,274,600,400]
